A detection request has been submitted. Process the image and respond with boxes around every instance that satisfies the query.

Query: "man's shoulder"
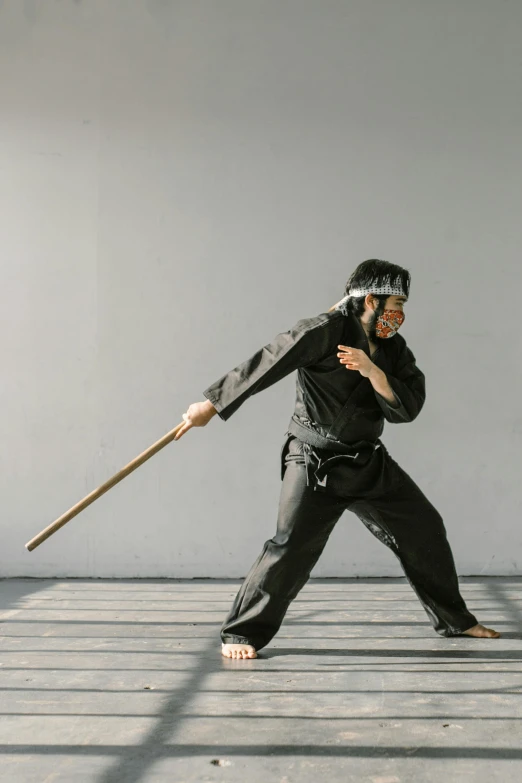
[384,332,419,364]
[392,333,407,350]
[293,309,347,335]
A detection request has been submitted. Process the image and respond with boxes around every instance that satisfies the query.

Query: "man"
[175,259,500,659]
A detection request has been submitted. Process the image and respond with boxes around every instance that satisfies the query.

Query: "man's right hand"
[174,400,218,440]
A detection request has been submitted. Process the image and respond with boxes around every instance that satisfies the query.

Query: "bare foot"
[222,643,257,659]
[461,623,501,639]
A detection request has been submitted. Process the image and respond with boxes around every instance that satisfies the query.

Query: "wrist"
[204,399,218,417]
[368,364,382,383]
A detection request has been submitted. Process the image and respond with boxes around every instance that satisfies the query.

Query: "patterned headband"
[335,281,406,311]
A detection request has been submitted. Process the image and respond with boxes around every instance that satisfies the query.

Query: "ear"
[365,294,379,311]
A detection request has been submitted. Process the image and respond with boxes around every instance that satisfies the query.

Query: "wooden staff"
[25,421,185,552]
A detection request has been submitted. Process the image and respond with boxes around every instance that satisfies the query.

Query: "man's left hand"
[337,346,375,378]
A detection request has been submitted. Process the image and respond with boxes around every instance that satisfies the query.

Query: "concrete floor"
[0,578,521,783]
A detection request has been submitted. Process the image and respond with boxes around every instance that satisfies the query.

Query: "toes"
[222,644,257,659]
[480,626,500,638]
[462,625,501,639]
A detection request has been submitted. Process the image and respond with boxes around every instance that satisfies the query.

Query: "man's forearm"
[368,365,400,408]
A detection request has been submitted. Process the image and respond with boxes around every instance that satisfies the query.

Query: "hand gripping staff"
[25,421,185,552]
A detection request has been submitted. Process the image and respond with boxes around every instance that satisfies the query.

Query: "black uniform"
[204,309,477,650]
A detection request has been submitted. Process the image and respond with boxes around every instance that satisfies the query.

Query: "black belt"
[287,415,377,459]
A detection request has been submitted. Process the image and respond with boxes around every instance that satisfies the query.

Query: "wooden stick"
[25,421,185,552]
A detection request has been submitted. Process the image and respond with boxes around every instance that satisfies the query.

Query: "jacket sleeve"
[203,315,338,421]
[374,337,426,424]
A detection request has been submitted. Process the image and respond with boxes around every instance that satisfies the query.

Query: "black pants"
[221,436,477,650]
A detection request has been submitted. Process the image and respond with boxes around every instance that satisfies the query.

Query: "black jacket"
[203,309,426,447]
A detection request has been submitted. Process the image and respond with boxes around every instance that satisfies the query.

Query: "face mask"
[375,309,405,339]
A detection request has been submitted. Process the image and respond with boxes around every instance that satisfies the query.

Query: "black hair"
[340,259,410,317]
[347,293,387,319]
[327,259,410,316]
[345,259,411,299]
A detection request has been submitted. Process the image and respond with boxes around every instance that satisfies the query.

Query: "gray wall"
[1,0,521,578]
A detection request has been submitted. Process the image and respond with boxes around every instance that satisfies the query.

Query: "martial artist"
[175,259,500,659]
